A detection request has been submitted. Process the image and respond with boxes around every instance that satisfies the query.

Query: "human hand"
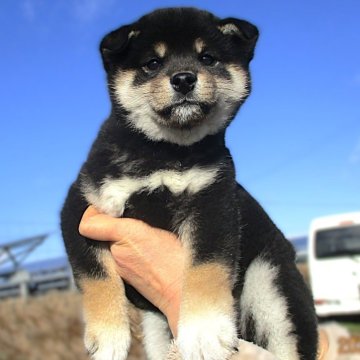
[79,205,187,336]
[79,206,329,359]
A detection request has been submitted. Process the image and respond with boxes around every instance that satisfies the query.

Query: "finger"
[80,205,101,221]
[79,206,121,241]
[79,206,152,242]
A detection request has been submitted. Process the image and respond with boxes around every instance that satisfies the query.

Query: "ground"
[0,291,145,360]
[0,291,359,360]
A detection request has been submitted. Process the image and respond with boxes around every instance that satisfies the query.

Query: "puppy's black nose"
[171,72,197,95]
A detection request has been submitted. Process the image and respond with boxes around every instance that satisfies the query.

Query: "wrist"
[158,280,182,337]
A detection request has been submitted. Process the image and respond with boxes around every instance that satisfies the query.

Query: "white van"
[308,212,360,317]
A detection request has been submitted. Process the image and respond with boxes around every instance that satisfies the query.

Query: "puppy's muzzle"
[170,72,197,95]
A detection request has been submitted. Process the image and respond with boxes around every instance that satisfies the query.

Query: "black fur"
[61,7,317,359]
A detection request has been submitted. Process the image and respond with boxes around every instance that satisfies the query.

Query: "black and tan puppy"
[61,7,318,360]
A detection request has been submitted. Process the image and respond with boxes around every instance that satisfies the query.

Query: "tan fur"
[176,263,237,359]
[112,61,248,145]
[128,30,140,39]
[113,64,246,119]
[149,75,174,111]
[79,251,130,346]
[215,64,249,102]
[180,262,234,316]
[196,71,217,102]
[113,69,142,111]
[154,42,167,58]
[113,69,172,116]
[218,23,241,36]
[194,38,206,53]
[80,279,127,327]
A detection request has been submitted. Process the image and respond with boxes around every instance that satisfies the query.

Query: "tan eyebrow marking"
[128,30,140,39]
[218,23,240,36]
[194,38,206,53]
[154,42,167,58]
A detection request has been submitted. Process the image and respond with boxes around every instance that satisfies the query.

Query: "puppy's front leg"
[177,262,238,360]
[79,252,131,360]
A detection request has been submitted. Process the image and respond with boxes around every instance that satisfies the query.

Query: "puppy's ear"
[218,18,259,61]
[100,25,139,71]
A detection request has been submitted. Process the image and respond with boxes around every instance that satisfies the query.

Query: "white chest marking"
[84,167,219,217]
[239,257,299,360]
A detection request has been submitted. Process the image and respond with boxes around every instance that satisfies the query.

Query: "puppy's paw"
[84,324,131,360]
[177,313,238,360]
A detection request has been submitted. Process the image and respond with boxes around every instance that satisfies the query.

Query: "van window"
[315,225,360,258]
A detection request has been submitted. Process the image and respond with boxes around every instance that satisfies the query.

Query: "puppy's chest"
[82,166,219,226]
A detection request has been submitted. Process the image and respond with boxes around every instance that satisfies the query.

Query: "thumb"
[79,206,120,241]
[79,205,148,242]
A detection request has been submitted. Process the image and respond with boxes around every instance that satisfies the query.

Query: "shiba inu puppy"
[61,7,318,360]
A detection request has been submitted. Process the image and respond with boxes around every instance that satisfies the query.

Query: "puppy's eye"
[145,58,162,71]
[199,54,216,66]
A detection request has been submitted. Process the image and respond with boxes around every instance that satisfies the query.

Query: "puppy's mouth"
[155,100,214,129]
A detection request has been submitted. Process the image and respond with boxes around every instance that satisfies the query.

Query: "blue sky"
[0,0,359,263]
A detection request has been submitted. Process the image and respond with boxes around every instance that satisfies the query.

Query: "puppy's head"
[101,8,258,145]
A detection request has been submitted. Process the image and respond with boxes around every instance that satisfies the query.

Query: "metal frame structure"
[0,234,48,278]
[0,234,75,299]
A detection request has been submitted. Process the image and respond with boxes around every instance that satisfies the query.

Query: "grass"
[340,322,360,334]
[0,291,145,360]
[1,289,359,360]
